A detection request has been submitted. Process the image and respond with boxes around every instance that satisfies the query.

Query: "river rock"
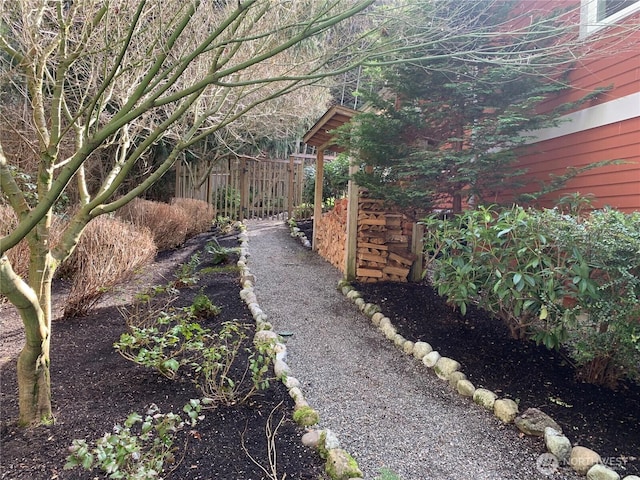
[273,359,290,378]
[448,371,467,389]
[393,334,406,348]
[570,446,601,475]
[325,449,362,480]
[423,351,441,368]
[515,408,562,437]
[587,464,620,480]
[302,429,320,448]
[544,427,572,461]
[473,388,497,410]
[413,341,432,360]
[494,399,519,423]
[371,312,385,326]
[379,317,392,330]
[434,357,461,380]
[457,379,476,397]
[403,340,415,355]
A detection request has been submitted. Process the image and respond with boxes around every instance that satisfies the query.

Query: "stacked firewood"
[356,192,415,282]
[314,198,347,271]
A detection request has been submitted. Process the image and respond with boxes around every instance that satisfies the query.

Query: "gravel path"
[246,219,580,480]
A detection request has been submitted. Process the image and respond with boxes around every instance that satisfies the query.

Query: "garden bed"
[0,229,327,480]
[355,280,640,476]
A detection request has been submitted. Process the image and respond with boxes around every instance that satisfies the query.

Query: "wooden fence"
[175,155,316,219]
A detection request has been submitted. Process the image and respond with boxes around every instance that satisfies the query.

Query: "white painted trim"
[526,92,640,144]
[580,0,640,38]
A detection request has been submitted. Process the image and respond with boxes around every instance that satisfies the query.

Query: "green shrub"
[422,205,640,387]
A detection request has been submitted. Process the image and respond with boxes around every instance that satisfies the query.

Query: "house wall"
[514,1,640,212]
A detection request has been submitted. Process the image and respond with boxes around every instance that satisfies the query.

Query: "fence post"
[288,155,294,220]
[312,150,324,250]
[240,157,249,220]
[409,222,425,282]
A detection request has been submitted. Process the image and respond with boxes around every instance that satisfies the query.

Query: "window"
[581,0,640,37]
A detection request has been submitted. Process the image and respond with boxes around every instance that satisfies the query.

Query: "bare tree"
[2,0,633,426]
[0,0,382,425]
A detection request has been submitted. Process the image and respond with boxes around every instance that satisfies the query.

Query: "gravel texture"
[246,219,581,480]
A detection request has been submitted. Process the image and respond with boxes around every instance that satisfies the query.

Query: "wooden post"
[312,150,324,251]
[240,157,249,220]
[287,155,295,219]
[409,222,425,282]
[344,160,359,280]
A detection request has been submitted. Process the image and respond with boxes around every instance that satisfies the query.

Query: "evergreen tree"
[338,1,583,213]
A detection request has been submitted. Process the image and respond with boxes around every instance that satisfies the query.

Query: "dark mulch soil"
[0,229,326,480]
[296,218,640,475]
[354,280,640,476]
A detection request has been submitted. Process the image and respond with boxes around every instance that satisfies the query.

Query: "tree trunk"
[0,254,53,425]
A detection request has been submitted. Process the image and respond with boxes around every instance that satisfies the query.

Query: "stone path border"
[236,224,363,480]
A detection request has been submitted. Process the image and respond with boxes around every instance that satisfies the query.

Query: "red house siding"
[513,1,640,213]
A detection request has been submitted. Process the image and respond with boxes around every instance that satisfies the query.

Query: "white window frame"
[580,0,640,37]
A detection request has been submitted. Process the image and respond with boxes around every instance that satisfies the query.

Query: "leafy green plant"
[422,205,640,387]
[204,238,239,265]
[114,311,210,379]
[375,468,403,480]
[195,321,274,405]
[187,291,222,318]
[173,253,202,287]
[64,402,203,479]
[423,205,588,341]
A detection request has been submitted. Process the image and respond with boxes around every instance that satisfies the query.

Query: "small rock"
[346,290,361,300]
[293,406,319,427]
[494,398,519,423]
[288,387,304,402]
[302,430,320,448]
[622,476,640,480]
[413,342,433,360]
[254,330,278,344]
[354,297,365,308]
[448,371,467,389]
[434,357,461,380]
[341,286,352,296]
[403,340,415,355]
[544,427,572,462]
[423,351,441,368]
[273,359,290,379]
[363,303,380,317]
[371,312,385,326]
[457,379,476,397]
[325,449,362,480]
[378,317,392,330]
[586,464,620,480]
[473,388,497,410]
[284,376,300,389]
[569,446,601,475]
[393,334,406,348]
[321,429,341,451]
[515,408,562,437]
[383,325,397,340]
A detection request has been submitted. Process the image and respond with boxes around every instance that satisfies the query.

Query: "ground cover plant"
[0,226,327,479]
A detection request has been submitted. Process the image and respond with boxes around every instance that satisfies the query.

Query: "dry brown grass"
[116,198,190,251]
[63,215,157,317]
[171,197,215,237]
